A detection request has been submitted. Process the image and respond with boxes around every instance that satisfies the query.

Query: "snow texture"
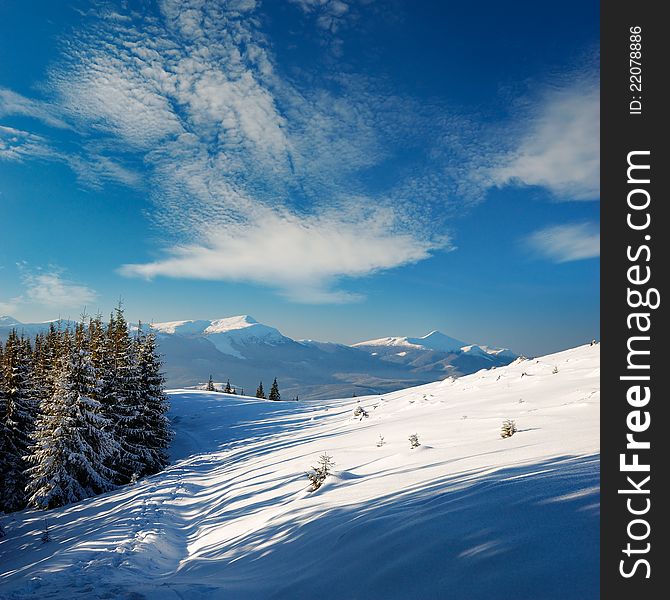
[0,344,599,599]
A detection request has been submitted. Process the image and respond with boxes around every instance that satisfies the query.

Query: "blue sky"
[0,0,599,355]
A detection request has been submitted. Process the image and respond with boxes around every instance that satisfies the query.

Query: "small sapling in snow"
[307,453,335,491]
[409,433,420,449]
[353,405,369,419]
[500,419,517,439]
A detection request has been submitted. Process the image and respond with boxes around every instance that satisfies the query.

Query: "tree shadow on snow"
[178,454,599,600]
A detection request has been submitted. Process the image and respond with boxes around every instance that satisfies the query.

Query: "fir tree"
[206,375,215,392]
[25,341,115,509]
[307,453,335,491]
[224,379,232,394]
[1,348,22,513]
[134,329,172,475]
[268,378,280,401]
[255,381,265,399]
[103,307,145,484]
[0,331,36,512]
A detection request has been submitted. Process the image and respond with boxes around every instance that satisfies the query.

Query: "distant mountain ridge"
[0,314,517,400]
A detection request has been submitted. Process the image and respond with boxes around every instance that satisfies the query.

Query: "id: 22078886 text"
[629,26,643,115]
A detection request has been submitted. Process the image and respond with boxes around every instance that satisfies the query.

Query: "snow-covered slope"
[0,344,599,599]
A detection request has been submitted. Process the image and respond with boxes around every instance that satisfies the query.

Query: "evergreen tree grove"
[0,307,173,512]
[25,342,116,509]
[0,331,36,512]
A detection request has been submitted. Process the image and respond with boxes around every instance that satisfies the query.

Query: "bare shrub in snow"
[376,435,385,447]
[552,366,559,374]
[409,433,420,449]
[501,419,517,439]
[307,453,335,491]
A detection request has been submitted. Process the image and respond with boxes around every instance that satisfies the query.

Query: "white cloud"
[34,1,446,302]
[20,267,98,309]
[0,125,53,162]
[0,298,21,316]
[67,152,142,188]
[121,206,437,303]
[489,75,600,201]
[526,222,600,263]
[1,2,598,303]
[0,88,68,129]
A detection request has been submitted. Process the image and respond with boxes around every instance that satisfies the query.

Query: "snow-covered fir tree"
[307,453,335,491]
[1,309,173,512]
[206,375,215,392]
[104,308,147,484]
[224,379,232,394]
[25,329,116,509]
[0,331,36,512]
[256,381,265,399]
[268,378,280,401]
[133,328,172,476]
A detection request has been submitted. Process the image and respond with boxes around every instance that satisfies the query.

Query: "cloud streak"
[489,73,600,201]
[526,222,600,263]
[21,267,98,309]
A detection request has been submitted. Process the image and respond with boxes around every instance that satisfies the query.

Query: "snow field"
[0,344,600,599]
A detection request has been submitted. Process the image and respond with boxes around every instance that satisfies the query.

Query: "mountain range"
[0,314,517,399]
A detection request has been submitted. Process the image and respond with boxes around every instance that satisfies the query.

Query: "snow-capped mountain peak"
[353,330,469,353]
[1,315,518,398]
[150,316,289,360]
[407,330,469,352]
[0,315,22,326]
[205,315,259,333]
[150,319,213,335]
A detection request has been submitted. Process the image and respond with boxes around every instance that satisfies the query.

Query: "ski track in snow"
[0,344,600,599]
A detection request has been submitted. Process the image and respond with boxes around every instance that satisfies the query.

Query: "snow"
[354,330,514,357]
[149,316,288,359]
[149,320,212,335]
[0,344,599,599]
[1,316,518,397]
[203,315,259,333]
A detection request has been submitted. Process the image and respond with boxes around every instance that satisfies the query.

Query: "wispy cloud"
[37,0,446,302]
[0,298,21,316]
[1,2,599,302]
[526,222,600,263]
[19,266,98,309]
[0,88,69,129]
[0,125,53,162]
[121,204,436,302]
[488,73,600,201]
